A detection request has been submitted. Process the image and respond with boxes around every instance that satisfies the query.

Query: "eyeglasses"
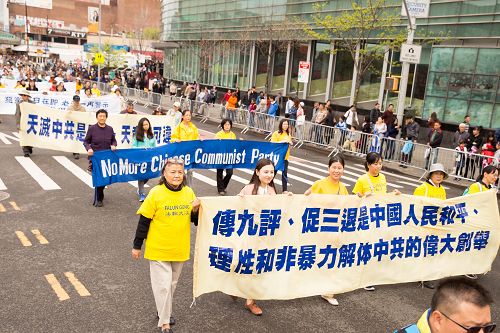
[166,157,184,165]
[441,311,496,333]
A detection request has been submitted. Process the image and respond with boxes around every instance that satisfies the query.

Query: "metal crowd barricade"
[432,147,496,182]
[298,122,339,150]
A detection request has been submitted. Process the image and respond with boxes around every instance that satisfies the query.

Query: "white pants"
[150,261,184,327]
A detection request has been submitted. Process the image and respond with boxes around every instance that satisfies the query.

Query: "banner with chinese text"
[193,191,500,300]
[1,92,121,115]
[19,103,174,153]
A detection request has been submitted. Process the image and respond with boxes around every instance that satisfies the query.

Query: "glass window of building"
[357,44,384,103]
[271,46,288,93]
[331,48,354,103]
[289,42,309,95]
[309,42,330,99]
[255,48,270,90]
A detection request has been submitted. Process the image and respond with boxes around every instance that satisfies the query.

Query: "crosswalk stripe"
[289,160,358,184]
[0,177,6,190]
[236,168,283,186]
[15,156,61,190]
[193,172,217,186]
[53,156,93,188]
[277,170,314,185]
[205,169,248,185]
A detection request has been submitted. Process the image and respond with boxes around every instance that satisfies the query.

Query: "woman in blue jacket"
[132,117,157,202]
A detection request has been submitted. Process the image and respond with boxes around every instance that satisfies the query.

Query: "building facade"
[159,0,500,128]
[6,0,160,62]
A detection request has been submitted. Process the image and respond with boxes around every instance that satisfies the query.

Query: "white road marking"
[53,156,93,188]
[15,157,61,190]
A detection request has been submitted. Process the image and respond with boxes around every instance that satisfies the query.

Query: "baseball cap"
[173,101,181,108]
[73,95,80,101]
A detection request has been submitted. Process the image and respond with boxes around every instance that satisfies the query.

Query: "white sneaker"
[321,295,339,306]
[364,286,376,291]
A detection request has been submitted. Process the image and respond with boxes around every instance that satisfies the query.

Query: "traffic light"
[385,75,401,92]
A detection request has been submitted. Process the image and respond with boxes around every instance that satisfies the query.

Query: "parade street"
[0,114,499,333]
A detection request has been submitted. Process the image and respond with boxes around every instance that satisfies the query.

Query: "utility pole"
[24,0,28,53]
[396,0,416,126]
[97,0,102,82]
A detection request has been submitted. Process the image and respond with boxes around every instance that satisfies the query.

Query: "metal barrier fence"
[107,87,499,183]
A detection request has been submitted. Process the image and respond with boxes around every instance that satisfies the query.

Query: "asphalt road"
[0,114,499,333]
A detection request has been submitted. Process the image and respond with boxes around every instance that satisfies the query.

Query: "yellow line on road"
[15,231,32,247]
[0,203,5,213]
[44,274,70,301]
[9,201,20,211]
[31,229,49,244]
[64,272,91,297]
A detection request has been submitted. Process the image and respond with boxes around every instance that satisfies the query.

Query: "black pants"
[216,168,233,192]
[22,146,33,154]
[95,186,105,203]
[281,160,289,192]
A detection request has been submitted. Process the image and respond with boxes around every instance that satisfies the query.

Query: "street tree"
[304,0,407,105]
[88,43,127,69]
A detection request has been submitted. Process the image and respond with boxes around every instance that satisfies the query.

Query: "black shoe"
[73,153,80,160]
[29,148,33,154]
[170,317,175,326]
[96,201,103,207]
[421,281,435,289]
[218,191,225,196]
[24,153,30,157]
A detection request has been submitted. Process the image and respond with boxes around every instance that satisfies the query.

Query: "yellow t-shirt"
[352,173,387,195]
[413,182,446,200]
[137,184,196,261]
[171,122,199,142]
[91,88,101,96]
[310,177,349,195]
[466,182,490,195]
[215,130,236,140]
[271,131,291,160]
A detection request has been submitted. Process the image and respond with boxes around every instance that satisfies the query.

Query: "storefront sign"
[401,0,430,18]
[298,61,310,83]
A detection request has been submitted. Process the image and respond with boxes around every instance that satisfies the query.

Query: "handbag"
[401,140,413,155]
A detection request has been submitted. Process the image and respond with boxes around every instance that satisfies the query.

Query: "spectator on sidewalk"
[463,114,471,133]
[166,101,182,128]
[452,123,470,148]
[400,116,420,167]
[381,103,396,127]
[465,127,484,179]
[121,101,138,114]
[425,120,443,169]
[369,102,381,130]
[344,105,359,130]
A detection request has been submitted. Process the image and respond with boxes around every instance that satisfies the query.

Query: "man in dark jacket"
[399,116,420,167]
[425,120,443,168]
[369,102,381,129]
[452,123,470,148]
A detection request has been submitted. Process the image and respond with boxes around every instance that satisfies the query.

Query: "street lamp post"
[97,0,102,82]
[396,0,416,127]
[24,0,29,53]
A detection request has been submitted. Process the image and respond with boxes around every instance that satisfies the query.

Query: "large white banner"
[194,192,500,300]
[0,92,121,115]
[19,103,175,153]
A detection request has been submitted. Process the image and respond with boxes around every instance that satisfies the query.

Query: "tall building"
[7,0,160,62]
[159,0,500,128]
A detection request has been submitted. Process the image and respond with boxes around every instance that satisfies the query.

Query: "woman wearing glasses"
[171,110,200,187]
[132,158,200,333]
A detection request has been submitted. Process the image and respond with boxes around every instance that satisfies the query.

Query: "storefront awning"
[0,31,21,45]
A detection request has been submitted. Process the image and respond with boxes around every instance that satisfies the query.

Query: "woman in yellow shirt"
[270,119,293,192]
[464,165,498,195]
[352,152,399,291]
[215,118,237,195]
[304,155,348,306]
[413,163,448,290]
[353,152,400,196]
[132,158,200,333]
[414,163,447,200]
[171,110,200,187]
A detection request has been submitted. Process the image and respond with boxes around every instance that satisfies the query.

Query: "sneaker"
[139,193,146,202]
[96,201,103,207]
[218,191,226,196]
[321,295,339,306]
[364,286,375,291]
[465,274,478,279]
[23,153,30,157]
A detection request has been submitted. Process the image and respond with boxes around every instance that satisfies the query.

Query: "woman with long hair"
[304,155,349,306]
[271,119,293,193]
[237,158,278,315]
[132,118,157,202]
[171,110,200,187]
[464,165,498,195]
[26,79,38,91]
[132,158,200,333]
